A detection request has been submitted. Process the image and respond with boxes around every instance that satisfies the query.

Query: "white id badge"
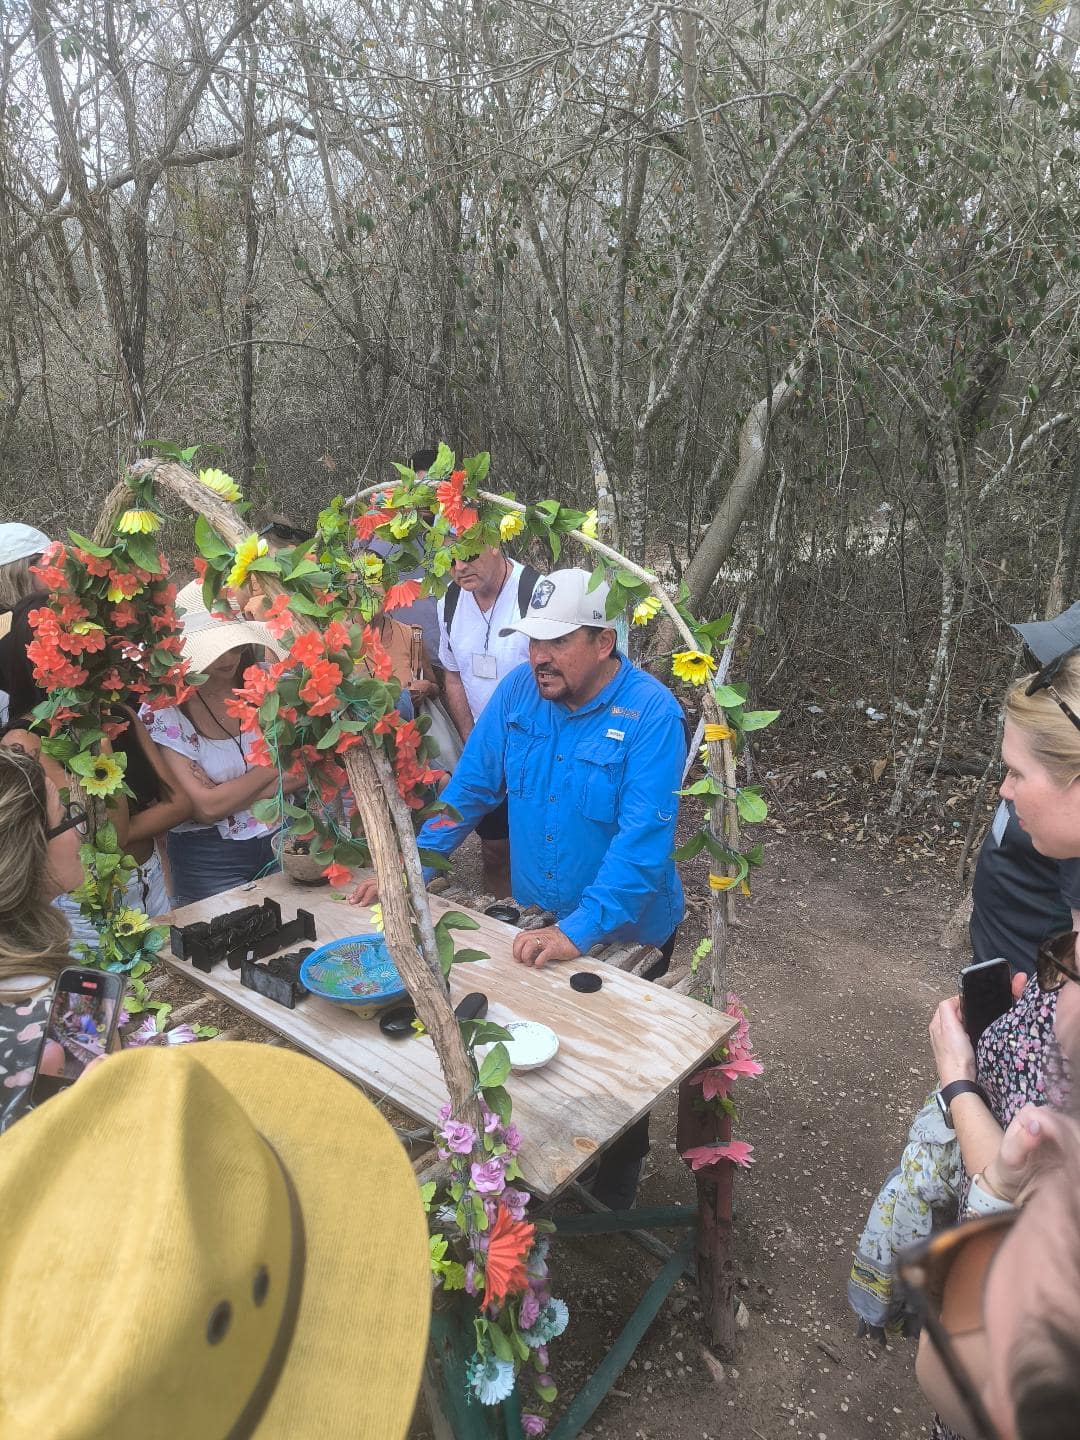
[472,652,498,680]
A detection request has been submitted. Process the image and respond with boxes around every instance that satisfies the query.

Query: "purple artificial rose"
[521,1415,547,1436]
[441,1120,477,1155]
[438,1102,453,1122]
[500,1187,530,1220]
[520,1287,542,1329]
[483,1108,501,1133]
[502,1123,523,1153]
[470,1157,506,1194]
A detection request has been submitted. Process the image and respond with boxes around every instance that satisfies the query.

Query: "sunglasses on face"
[896,1212,1016,1440]
[1036,930,1080,993]
[1025,646,1080,734]
[46,800,89,841]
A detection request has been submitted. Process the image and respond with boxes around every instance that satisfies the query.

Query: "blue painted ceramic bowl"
[300,935,407,1018]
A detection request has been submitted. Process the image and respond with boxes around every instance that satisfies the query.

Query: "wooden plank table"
[162,872,736,1198]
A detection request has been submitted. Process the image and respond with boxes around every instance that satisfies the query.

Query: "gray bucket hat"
[1011,601,1080,665]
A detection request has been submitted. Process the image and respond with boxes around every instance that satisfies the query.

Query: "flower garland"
[426,1097,567,1431]
[680,993,762,1173]
[25,477,193,1014]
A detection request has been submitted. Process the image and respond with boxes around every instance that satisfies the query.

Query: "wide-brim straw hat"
[0,1044,431,1438]
[177,580,287,670]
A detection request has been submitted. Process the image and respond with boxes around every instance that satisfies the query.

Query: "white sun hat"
[178,585,286,672]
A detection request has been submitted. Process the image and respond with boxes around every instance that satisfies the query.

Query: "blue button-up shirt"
[416,655,686,950]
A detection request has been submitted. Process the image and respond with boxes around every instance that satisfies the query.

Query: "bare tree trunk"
[238,0,259,489]
[887,428,963,819]
[681,349,807,612]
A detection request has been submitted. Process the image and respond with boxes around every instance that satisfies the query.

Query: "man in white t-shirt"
[438,544,539,895]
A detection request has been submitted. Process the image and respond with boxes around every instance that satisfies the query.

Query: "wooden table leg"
[676,1079,736,1356]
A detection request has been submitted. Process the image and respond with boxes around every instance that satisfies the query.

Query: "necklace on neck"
[472,558,512,654]
[194,689,246,761]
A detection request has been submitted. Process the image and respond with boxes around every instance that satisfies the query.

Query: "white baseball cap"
[0,524,50,566]
[500,566,614,640]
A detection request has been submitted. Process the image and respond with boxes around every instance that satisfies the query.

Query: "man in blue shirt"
[351,565,686,968]
[350,566,687,1207]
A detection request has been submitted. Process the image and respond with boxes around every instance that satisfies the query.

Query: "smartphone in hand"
[28,967,125,1105]
[959,957,1012,1047]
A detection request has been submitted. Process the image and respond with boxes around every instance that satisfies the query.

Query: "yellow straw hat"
[0,1044,431,1439]
[177,582,287,671]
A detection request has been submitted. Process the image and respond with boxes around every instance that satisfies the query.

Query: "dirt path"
[538,832,959,1440]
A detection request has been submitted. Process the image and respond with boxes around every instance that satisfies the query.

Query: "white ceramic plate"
[480,1020,559,1072]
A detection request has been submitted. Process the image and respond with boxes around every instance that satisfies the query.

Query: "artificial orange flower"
[383,579,423,610]
[482,1205,535,1310]
[323,860,352,889]
[323,619,351,654]
[290,630,324,668]
[361,625,394,681]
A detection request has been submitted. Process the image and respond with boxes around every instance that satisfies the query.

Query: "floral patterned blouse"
[932,976,1069,1440]
[139,704,272,842]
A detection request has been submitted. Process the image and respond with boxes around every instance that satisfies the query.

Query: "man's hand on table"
[348,877,380,907]
[511,925,580,968]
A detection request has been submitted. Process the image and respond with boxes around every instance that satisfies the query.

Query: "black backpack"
[442,563,541,633]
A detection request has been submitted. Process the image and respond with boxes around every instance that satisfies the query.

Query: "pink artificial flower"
[521,1415,547,1437]
[692,1055,764,1101]
[440,1119,477,1155]
[520,1287,542,1329]
[500,1187,530,1220]
[464,1261,480,1296]
[502,1123,522,1153]
[470,1157,506,1194]
[681,1140,756,1172]
[483,1109,502,1133]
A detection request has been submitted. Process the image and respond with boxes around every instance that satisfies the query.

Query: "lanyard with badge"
[471,560,511,680]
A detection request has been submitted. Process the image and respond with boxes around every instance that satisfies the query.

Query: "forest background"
[2,0,1078,838]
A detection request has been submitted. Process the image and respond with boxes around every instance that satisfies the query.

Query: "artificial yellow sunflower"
[226,533,269,589]
[579,509,599,539]
[708,873,738,891]
[198,467,243,503]
[82,754,124,797]
[499,511,525,542]
[115,908,151,937]
[704,722,735,742]
[672,650,717,686]
[632,596,662,626]
[117,509,161,534]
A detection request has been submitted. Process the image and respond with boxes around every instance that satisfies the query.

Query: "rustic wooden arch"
[94,458,482,1129]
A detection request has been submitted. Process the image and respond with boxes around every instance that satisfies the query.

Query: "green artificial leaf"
[745,843,765,866]
[677,776,723,797]
[477,1043,511,1088]
[489,1325,515,1363]
[419,1181,437,1210]
[461,1019,514,1047]
[427,442,455,481]
[251,797,282,823]
[736,789,768,823]
[316,721,343,750]
[713,682,749,708]
[586,563,607,593]
[438,910,481,932]
[673,831,708,861]
[67,530,114,558]
[124,534,163,574]
[739,709,780,732]
[482,1083,512,1126]
[451,947,488,964]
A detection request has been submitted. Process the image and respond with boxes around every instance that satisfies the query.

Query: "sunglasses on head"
[1025,646,1080,734]
[46,800,89,841]
[1036,930,1080,993]
[896,1212,1016,1440]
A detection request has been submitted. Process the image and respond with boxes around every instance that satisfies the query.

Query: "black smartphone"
[959,958,1012,1046]
[28,967,125,1105]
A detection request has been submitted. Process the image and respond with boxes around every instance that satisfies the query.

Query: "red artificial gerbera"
[435,470,479,533]
[482,1205,536,1310]
[383,579,423,610]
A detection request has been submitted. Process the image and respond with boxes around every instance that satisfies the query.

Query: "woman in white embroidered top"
[140,591,301,907]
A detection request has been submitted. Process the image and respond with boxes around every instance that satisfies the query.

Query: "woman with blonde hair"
[0,746,86,1131]
[0,524,50,727]
[916,648,1080,1438]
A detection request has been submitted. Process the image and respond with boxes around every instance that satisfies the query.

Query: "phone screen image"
[31,973,121,1103]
